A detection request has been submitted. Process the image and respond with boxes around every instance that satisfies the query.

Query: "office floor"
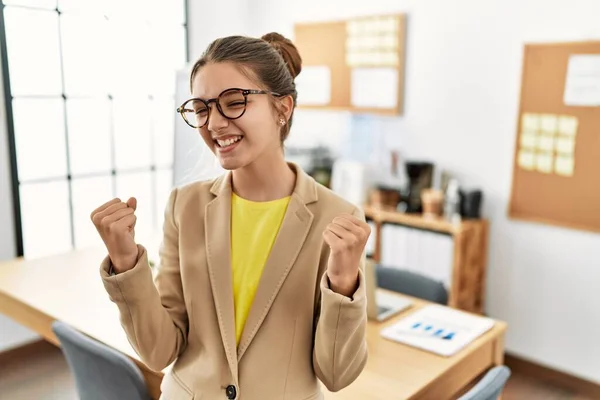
[0,342,593,400]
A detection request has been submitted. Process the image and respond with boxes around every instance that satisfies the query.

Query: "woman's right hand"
[91,197,139,274]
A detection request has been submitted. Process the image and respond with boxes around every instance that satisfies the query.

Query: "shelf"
[363,205,483,235]
[363,204,489,314]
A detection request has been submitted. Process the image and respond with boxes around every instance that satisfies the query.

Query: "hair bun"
[261,32,302,79]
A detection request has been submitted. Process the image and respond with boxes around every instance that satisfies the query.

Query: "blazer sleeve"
[99,188,187,372]
[312,207,368,392]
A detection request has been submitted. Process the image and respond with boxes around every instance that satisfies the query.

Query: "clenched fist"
[91,197,140,274]
[323,213,371,297]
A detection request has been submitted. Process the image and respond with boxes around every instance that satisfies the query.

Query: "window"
[1,0,187,258]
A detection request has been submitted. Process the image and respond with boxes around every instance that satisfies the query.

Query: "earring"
[279,118,286,126]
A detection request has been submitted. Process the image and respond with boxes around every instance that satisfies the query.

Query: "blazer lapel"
[205,173,238,382]
[237,193,314,362]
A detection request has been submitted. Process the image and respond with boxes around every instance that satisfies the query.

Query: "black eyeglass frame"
[176,88,282,128]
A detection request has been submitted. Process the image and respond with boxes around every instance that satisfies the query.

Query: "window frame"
[0,0,189,257]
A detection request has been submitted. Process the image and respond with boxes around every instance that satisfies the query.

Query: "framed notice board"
[293,14,406,115]
[508,41,600,233]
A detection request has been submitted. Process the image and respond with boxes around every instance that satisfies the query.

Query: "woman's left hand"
[323,213,371,297]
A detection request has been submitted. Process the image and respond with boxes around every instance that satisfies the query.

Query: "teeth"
[217,136,241,147]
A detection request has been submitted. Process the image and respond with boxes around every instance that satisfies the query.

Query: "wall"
[187,0,251,61]
[0,58,39,351]
[189,0,600,383]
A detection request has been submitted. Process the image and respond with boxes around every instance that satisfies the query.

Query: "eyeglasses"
[176,88,281,129]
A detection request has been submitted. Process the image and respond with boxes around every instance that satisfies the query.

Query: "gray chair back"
[52,320,151,400]
[458,365,511,400]
[375,265,449,304]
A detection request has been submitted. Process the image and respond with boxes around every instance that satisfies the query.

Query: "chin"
[217,156,247,171]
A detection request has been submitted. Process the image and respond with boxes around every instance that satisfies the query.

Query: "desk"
[0,242,506,400]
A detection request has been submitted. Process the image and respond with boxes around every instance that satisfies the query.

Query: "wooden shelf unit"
[363,205,489,314]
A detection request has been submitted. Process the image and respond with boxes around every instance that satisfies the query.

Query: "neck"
[231,152,296,202]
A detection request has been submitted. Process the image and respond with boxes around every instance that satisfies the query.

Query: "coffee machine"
[403,161,434,213]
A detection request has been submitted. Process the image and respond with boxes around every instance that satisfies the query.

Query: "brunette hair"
[189,32,302,141]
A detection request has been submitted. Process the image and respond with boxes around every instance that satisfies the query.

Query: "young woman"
[91,32,371,400]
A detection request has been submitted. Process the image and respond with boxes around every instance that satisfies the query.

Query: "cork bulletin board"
[508,41,600,233]
[293,14,406,115]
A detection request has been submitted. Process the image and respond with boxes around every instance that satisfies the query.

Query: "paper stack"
[380,304,495,356]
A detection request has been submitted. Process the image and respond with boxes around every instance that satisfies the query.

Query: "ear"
[277,94,294,122]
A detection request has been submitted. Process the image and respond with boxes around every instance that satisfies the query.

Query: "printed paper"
[522,113,540,131]
[350,67,398,109]
[564,55,600,106]
[556,137,576,154]
[540,114,558,134]
[555,156,575,176]
[518,150,535,170]
[558,115,579,137]
[536,135,555,152]
[295,66,331,106]
[535,153,553,173]
[520,131,537,149]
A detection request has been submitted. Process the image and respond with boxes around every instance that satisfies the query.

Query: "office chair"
[375,265,449,304]
[458,365,511,400]
[52,320,151,400]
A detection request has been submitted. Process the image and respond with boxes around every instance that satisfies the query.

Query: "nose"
[207,104,229,132]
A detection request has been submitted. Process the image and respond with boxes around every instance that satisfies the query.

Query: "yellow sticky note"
[518,150,535,170]
[386,52,399,66]
[520,131,537,149]
[366,20,377,33]
[535,153,553,173]
[555,156,575,176]
[540,114,558,134]
[522,113,539,131]
[367,36,380,48]
[346,53,357,66]
[347,21,360,35]
[536,135,555,152]
[558,116,578,137]
[555,137,576,154]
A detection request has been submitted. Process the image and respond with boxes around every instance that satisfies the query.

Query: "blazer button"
[225,384,237,399]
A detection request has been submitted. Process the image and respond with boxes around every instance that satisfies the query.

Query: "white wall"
[189,0,600,383]
[0,60,39,351]
[187,0,251,61]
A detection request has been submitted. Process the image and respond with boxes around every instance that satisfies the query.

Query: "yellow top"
[231,192,291,346]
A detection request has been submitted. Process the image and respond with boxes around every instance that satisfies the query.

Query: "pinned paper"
[558,115,579,137]
[535,153,553,173]
[536,135,555,152]
[540,114,558,134]
[564,55,600,106]
[518,150,535,170]
[520,131,537,149]
[516,112,578,177]
[556,137,576,154]
[295,66,331,106]
[350,67,398,109]
[522,113,540,131]
[346,15,400,67]
[555,156,575,176]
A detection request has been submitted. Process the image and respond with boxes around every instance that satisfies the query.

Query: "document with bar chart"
[380,305,496,356]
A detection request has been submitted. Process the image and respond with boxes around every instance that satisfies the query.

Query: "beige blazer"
[100,164,368,400]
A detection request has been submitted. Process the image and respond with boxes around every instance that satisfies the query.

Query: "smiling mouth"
[214,135,243,148]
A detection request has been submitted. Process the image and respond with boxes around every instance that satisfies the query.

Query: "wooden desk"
[324,293,506,399]
[0,242,506,400]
